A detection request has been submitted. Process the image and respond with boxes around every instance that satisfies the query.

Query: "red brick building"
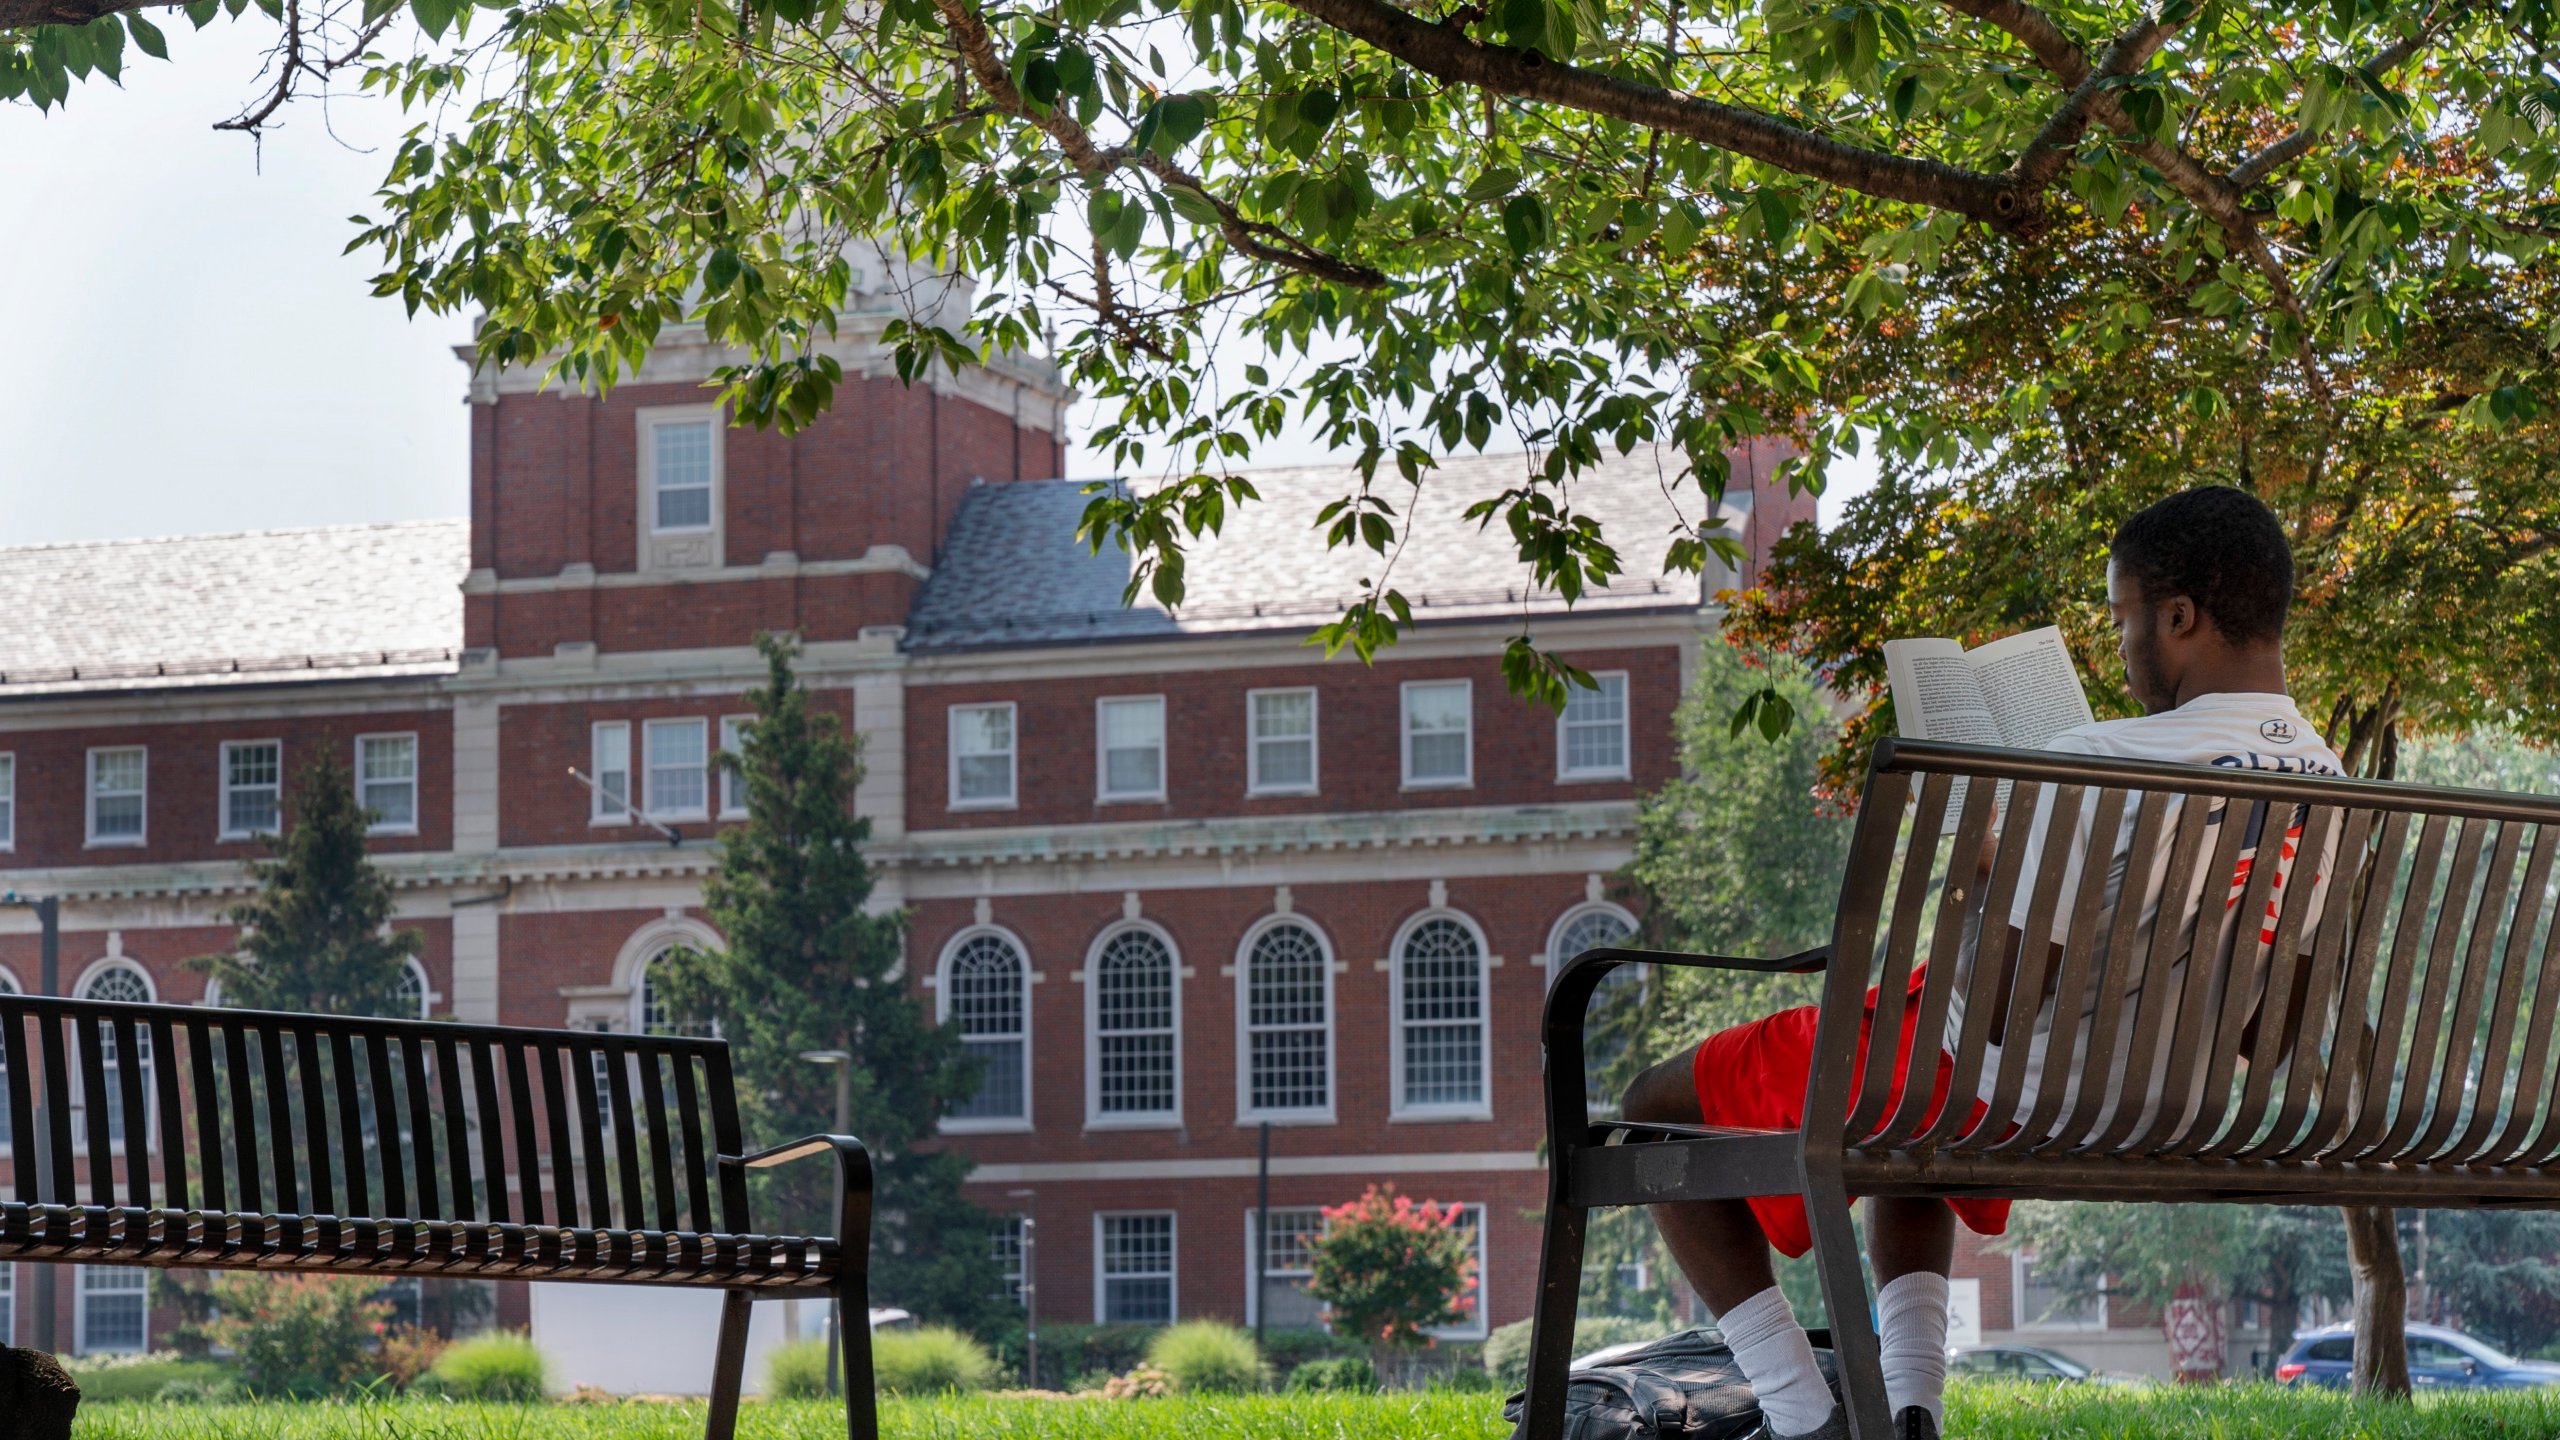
[0,320,1845,1362]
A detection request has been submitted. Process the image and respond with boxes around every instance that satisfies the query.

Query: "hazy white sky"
[0,28,1875,549]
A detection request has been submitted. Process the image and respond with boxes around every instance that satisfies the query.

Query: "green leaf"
[126,13,168,60]
[705,248,742,292]
[1501,192,1549,257]
[1151,93,1207,153]
[1463,168,1522,204]
[411,0,467,42]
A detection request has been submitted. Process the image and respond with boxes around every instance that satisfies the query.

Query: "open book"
[1883,625,2095,752]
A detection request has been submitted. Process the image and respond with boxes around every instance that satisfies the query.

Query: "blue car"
[2275,1323,2560,1390]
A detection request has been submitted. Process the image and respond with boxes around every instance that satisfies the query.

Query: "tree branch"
[1277,0,2029,229]
[2228,13,2442,191]
[2011,11,2182,192]
[0,0,155,25]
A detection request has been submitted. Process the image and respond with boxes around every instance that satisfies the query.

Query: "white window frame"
[1424,1202,1490,1340]
[718,715,752,819]
[936,925,1035,1135]
[355,732,421,837]
[72,959,157,1154]
[217,738,285,841]
[1243,1205,1329,1329]
[642,717,712,822]
[0,752,14,852]
[1547,902,1643,1116]
[1083,920,1183,1130]
[1094,695,1168,804]
[590,721,633,826]
[948,702,1019,811]
[1387,908,1495,1122]
[1234,915,1337,1125]
[1400,679,1475,790]
[638,405,724,538]
[1093,1210,1179,1325]
[2011,1250,2107,1331]
[76,1265,149,1356]
[1246,687,1319,796]
[1556,670,1633,781]
[992,1214,1028,1308]
[85,746,148,848]
[391,957,435,1020]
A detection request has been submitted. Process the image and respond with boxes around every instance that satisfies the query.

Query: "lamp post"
[1005,1188,1039,1389]
[800,1049,854,1396]
[3,891,60,1354]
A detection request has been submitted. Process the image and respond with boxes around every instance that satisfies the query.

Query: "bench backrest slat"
[1815,740,2560,1179]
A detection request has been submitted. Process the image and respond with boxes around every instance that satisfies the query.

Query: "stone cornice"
[462,545,929,598]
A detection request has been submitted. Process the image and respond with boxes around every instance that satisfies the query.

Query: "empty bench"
[0,992,873,1438]
[1525,737,2560,1440]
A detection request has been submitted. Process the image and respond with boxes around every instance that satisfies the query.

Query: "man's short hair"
[2110,486,2295,646]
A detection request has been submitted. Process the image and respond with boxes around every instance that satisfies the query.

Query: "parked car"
[1948,1345,2129,1384]
[2275,1324,2560,1390]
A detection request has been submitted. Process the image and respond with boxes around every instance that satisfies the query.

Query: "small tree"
[1305,1186,1475,1385]
[185,751,422,1016]
[187,1273,394,1397]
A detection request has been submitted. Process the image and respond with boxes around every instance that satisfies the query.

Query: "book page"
[1964,625,2095,749]
[1883,638,2004,746]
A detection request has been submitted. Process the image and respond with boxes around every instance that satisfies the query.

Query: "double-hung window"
[1394,916,1489,1116]
[649,418,716,533]
[1401,681,1473,788]
[1241,921,1331,1119]
[358,734,420,833]
[87,747,146,846]
[1097,1213,1176,1323]
[1247,1206,1326,1328]
[718,716,751,818]
[943,931,1031,1128]
[950,703,1017,809]
[991,1216,1027,1307]
[0,753,14,851]
[644,718,710,820]
[220,740,283,839]
[1424,1204,1489,1339]
[77,1266,148,1354]
[1247,689,1317,795]
[1097,696,1166,802]
[2012,1252,2104,1329]
[78,965,154,1145]
[591,722,632,823]
[1090,927,1179,1123]
[1558,672,1631,779]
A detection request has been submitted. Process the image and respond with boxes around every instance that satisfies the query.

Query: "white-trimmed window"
[1549,904,1641,1112]
[1096,1212,1176,1323]
[0,753,15,851]
[78,963,156,1145]
[633,947,719,1039]
[591,722,632,824]
[991,1215,1027,1307]
[1245,1206,1326,1329]
[1088,925,1180,1124]
[647,416,717,533]
[1239,919,1333,1121]
[220,740,283,839]
[1558,672,1631,780]
[77,1265,148,1355]
[1392,913,1491,1118]
[1425,1203,1489,1340]
[1096,696,1166,803]
[387,958,432,1020]
[87,747,147,846]
[2012,1251,2105,1330]
[645,718,710,820]
[357,733,420,834]
[950,703,1018,809]
[1401,680,1473,788]
[1248,689,1317,795]
[942,929,1031,1129]
[719,715,752,818]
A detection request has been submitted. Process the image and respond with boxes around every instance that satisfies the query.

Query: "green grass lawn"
[64,1385,2560,1439]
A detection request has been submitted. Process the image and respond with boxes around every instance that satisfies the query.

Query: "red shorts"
[1690,993,2010,1258]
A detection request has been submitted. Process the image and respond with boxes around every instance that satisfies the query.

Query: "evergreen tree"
[652,632,1004,1333]
[185,751,422,1016]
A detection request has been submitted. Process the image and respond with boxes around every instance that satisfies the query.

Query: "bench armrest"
[722,1134,871,1171]
[1541,946,1830,1131]
[718,1135,875,1250]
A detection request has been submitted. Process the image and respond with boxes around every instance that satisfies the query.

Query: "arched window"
[1549,904,1641,1111]
[1238,919,1332,1120]
[942,930,1031,1127]
[389,959,430,1021]
[1089,925,1179,1123]
[632,948,718,1038]
[79,963,155,1145]
[1392,914,1489,1118]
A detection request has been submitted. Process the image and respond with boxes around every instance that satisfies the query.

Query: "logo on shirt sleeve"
[2259,718,2296,743]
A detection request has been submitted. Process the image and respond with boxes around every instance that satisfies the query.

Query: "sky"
[0,28,1876,550]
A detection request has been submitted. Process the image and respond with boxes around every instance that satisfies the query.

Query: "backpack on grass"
[1502,1328,1844,1440]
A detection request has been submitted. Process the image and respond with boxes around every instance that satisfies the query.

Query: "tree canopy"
[12,0,2558,695]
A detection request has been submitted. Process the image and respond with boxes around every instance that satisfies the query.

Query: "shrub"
[198,1273,394,1397]
[1144,1320,1266,1392]
[1306,1186,1475,1378]
[1023,1323,1158,1387]
[766,1337,836,1399]
[1483,1315,1668,1390]
[1287,1355,1378,1392]
[422,1331,549,1401]
[1101,1363,1174,1399]
[874,1325,999,1394]
[376,1323,448,1392]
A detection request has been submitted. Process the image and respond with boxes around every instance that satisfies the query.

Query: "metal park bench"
[1524,737,2560,1440]
[0,992,874,1439]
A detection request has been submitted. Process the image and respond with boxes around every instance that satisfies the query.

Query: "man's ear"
[2160,594,2200,641]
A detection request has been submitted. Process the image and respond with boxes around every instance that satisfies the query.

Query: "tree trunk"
[2344,1206,2411,1398]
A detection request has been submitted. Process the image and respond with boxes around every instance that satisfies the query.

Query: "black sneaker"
[1894,1405,1941,1440]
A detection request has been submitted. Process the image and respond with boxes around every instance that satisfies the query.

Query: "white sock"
[1877,1270,1951,1426]
[1716,1285,1835,1437]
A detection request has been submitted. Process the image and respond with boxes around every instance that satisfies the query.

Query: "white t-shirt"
[1950,692,2345,1123]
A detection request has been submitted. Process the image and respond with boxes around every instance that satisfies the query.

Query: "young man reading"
[1619,487,2344,1440]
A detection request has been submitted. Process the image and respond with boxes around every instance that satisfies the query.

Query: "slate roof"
[903,448,1739,653]
[0,520,469,698]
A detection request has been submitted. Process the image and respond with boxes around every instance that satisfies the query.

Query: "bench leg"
[1803,1174,1891,1440]
[837,1272,878,1440]
[1517,1186,1589,1440]
[705,1290,753,1440]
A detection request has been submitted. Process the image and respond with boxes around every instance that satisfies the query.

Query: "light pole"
[801,1050,854,1396]
[1005,1188,1039,1389]
[3,891,60,1354]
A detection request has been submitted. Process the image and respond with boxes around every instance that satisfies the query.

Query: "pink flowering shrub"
[1305,1185,1477,1381]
